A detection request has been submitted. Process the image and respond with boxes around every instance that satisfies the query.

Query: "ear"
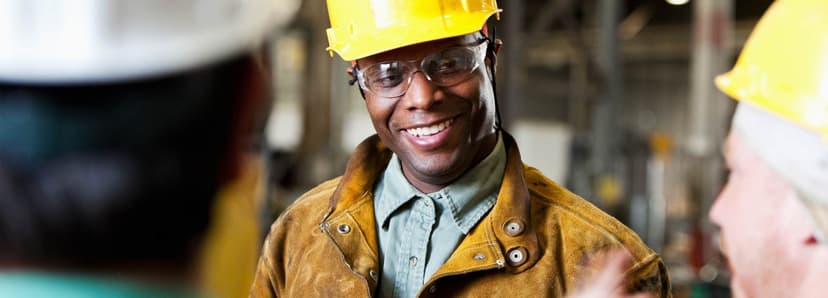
[348,60,367,99]
[486,38,503,76]
[492,38,503,55]
[803,221,827,246]
[805,234,819,245]
[347,60,358,79]
[790,205,822,247]
[793,195,828,247]
[347,61,362,88]
[487,38,502,75]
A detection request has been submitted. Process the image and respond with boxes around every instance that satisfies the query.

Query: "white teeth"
[405,118,454,137]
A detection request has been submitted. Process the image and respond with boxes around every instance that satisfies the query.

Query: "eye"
[435,57,461,74]
[425,49,473,77]
[375,73,402,87]
[367,63,404,88]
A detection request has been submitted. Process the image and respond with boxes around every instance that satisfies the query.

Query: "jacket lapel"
[320,135,391,293]
[425,132,541,285]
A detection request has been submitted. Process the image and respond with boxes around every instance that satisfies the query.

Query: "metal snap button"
[503,219,525,237]
[409,256,418,267]
[369,270,378,281]
[507,247,529,267]
[337,224,351,234]
[473,253,486,261]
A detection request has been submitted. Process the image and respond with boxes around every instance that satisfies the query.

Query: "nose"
[401,71,442,110]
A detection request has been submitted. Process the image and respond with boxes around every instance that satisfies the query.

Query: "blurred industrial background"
[261,0,774,297]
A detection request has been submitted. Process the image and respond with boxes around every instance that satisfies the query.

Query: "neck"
[405,131,499,193]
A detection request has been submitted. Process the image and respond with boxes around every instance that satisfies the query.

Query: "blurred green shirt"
[0,271,201,298]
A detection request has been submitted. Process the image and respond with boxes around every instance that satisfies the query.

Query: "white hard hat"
[0,0,299,84]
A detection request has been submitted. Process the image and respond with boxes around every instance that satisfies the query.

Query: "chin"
[415,159,462,178]
[411,154,468,178]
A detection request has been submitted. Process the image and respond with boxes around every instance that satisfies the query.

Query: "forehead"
[724,132,750,165]
[358,34,480,64]
[725,131,774,173]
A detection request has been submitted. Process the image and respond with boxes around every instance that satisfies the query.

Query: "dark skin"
[356,34,501,193]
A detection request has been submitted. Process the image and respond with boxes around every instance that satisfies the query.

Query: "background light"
[666,0,690,5]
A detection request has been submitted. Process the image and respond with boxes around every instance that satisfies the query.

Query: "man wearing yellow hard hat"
[576,0,828,297]
[709,0,828,297]
[0,0,297,297]
[252,1,670,297]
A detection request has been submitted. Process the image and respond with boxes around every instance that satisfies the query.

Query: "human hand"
[567,250,653,298]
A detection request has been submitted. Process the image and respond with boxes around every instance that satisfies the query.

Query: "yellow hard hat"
[326,0,501,61]
[715,0,828,136]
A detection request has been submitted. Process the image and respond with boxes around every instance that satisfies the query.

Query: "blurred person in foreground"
[251,1,670,297]
[0,0,297,297]
[572,0,828,297]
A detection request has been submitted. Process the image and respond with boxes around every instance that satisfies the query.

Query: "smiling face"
[710,131,817,298]
[357,34,498,193]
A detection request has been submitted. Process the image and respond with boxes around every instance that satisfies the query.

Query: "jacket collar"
[321,132,540,288]
[425,132,541,283]
[322,134,391,221]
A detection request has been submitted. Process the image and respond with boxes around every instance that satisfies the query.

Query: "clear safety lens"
[357,42,486,98]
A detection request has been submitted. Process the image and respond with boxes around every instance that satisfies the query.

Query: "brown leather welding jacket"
[251,133,671,297]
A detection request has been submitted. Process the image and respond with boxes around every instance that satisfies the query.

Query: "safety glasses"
[354,40,488,98]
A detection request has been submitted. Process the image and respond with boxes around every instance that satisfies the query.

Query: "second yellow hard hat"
[716,0,828,136]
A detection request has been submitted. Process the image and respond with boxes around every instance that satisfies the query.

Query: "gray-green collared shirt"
[373,133,506,298]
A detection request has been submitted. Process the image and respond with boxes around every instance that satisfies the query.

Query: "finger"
[588,250,633,290]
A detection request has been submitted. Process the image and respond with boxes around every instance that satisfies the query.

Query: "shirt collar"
[375,133,507,234]
[374,153,421,229]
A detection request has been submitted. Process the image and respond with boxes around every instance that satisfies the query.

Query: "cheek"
[446,75,485,105]
[451,77,492,124]
[713,175,771,230]
[364,98,395,129]
[715,175,797,290]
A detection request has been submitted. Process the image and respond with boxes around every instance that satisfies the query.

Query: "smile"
[404,118,455,137]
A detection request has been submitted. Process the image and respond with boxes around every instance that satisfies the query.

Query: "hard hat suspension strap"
[486,24,503,131]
